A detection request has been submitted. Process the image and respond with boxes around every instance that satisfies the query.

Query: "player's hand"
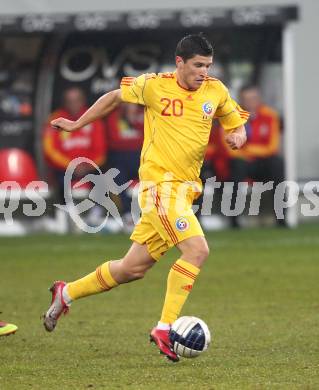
[51,117,77,132]
[225,132,247,150]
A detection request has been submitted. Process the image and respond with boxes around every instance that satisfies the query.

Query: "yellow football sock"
[160,258,200,325]
[67,261,118,301]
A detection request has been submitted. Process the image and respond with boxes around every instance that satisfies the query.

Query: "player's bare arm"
[51,89,122,132]
[225,125,247,150]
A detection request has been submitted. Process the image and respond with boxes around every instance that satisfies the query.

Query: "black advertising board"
[0,7,298,34]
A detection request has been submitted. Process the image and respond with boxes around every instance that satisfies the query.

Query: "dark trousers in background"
[229,155,286,227]
[108,150,140,215]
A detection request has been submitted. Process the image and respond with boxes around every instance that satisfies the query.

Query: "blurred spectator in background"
[105,103,144,230]
[43,87,107,205]
[205,122,230,183]
[194,124,227,220]
[227,84,285,228]
[0,45,33,118]
[0,42,17,89]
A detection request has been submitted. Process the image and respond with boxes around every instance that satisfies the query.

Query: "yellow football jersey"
[120,72,248,189]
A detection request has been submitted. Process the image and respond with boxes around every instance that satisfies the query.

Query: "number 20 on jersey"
[161,98,184,117]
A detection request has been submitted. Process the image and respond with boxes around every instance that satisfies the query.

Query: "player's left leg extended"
[43,243,155,332]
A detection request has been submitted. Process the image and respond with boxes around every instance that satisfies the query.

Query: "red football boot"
[43,281,69,332]
[150,327,179,362]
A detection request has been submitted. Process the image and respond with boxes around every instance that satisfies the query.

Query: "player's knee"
[181,243,209,267]
[196,244,210,263]
[193,242,209,267]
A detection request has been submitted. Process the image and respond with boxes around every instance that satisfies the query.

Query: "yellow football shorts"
[130,181,204,261]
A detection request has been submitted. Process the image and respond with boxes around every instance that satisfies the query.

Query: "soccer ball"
[169,316,211,358]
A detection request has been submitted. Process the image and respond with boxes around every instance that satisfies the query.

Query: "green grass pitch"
[0,224,318,389]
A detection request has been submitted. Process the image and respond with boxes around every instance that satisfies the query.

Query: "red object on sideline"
[0,148,39,188]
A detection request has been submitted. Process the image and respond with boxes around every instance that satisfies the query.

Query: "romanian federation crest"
[202,101,214,116]
[175,217,190,232]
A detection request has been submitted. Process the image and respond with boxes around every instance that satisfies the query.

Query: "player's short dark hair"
[175,33,213,62]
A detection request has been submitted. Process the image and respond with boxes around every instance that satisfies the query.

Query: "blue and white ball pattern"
[169,316,211,358]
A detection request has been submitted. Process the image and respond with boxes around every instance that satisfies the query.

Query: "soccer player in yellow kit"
[44,34,248,362]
